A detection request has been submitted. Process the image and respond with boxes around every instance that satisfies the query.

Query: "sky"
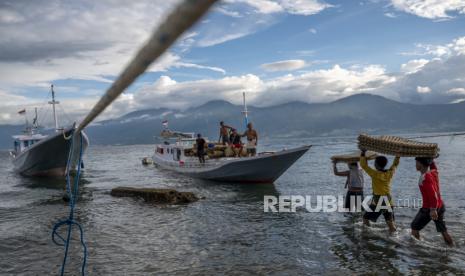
[1,0,465,125]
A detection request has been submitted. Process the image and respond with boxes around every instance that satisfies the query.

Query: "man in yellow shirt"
[360,149,400,233]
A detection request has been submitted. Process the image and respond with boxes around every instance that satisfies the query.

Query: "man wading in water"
[411,157,453,246]
[360,150,400,233]
[333,161,364,212]
[242,123,258,157]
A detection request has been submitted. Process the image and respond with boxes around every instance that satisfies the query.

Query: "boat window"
[14,141,19,152]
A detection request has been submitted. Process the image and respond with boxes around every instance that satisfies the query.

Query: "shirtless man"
[242,123,258,156]
[218,121,232,145]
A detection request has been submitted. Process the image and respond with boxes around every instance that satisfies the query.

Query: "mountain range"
[1,93,465,149]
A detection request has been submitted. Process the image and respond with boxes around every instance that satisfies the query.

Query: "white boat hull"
[153,145,311,183]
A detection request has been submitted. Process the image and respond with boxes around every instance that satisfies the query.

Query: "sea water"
[0,134,464,275]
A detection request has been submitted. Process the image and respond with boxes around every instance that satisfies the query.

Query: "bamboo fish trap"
[331,150,377,163]
[358,133,439,157]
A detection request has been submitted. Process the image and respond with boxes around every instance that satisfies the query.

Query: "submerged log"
[111,187,199,204]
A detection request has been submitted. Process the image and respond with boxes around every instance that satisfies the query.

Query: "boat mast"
[242,92,249,129]
[48,84,60,132]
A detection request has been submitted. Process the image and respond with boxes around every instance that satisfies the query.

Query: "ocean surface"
[1,135,465,275]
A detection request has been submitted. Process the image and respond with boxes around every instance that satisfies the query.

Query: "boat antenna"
[241,92,249,129]
[49,84,60,132]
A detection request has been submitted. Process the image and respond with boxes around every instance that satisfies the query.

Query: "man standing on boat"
[229,129,243,157]
[219,121,232,145]
[242,123,258,157]
[196,134,206,164]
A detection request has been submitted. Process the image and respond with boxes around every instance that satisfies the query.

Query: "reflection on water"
[0,136,464,275]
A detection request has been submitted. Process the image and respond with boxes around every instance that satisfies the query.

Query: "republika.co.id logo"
[263,195,422,213]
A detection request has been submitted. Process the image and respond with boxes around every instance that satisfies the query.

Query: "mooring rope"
[50,1,218,274]
[52,131,88,275]
[76,0,218,133]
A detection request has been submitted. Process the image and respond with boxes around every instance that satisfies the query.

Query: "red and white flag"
[18,109,26,115]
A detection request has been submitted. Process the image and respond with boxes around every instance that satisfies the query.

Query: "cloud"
[450,98,465,103]
[391,0,465,19]
[197,0,332,47]
[400,59,429,74]
[215,6,243,17]
[126,64,395,112]
[260,59,307,72]
[308,28,317,34]
[416,86,431,93]
[447,87,465,95]
[381,36,465,103]
[384,12,398,18]
[1,63,389,124]
[197,32,253,47]
[278,0,333,15]
[227,0,333,15]
[0,0,227,89]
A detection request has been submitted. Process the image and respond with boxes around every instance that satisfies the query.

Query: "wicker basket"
[358,133,439,157]
[331,150,377,163]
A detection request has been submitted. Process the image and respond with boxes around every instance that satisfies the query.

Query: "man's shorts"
[411,206,447,232]
[344,190,364,211]
[222,136,229,144]
[363,195,394,222]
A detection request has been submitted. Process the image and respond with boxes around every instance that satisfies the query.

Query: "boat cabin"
[154,132,202,163]
[11,134,47,156]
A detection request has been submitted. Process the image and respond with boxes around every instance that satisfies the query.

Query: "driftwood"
[358,133,439,157]
[111,187,199,204]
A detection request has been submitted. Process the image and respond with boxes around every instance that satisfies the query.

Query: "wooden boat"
[152,133,310,183]
[9,85,89,177]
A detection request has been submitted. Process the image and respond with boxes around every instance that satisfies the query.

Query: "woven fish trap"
[331,150,377,163]
[358,134,439,157]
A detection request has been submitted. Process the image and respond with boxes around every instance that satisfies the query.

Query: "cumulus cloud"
[400,59,429,74]
[381,36,465,103]
[391,0,465,19]
[2,63,394,124]
[119,64,396,113]
[260,59,307,72]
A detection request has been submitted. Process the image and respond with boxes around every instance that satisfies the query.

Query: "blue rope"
[52,130,88,275]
